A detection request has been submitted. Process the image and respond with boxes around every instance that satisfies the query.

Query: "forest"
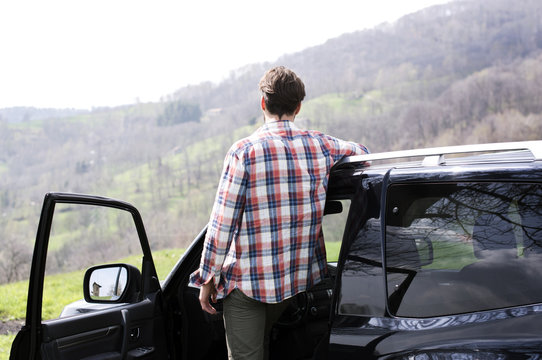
[0,0,542,284]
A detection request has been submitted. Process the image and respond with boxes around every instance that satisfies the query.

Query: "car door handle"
[129,327,140,342]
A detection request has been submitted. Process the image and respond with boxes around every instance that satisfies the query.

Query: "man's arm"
[191,148,247,312]
[325,134,369,160]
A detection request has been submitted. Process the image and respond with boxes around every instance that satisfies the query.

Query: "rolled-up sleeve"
[324,135,369,161]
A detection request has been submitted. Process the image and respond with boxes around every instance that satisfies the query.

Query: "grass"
[0,334,15,360]
[326,241,342,262]
[0,281,28,322]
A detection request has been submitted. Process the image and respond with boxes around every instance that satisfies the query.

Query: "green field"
[0,335,15,360]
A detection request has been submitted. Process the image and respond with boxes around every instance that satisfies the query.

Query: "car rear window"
[385,182,542,318]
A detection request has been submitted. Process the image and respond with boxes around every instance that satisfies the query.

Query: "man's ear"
[261,96,266,110]
[294,102,302,115]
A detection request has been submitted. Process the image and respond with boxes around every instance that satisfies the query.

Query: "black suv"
[11,140,542,359]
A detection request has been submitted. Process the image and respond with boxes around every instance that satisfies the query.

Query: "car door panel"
[10,193,170,360]
[39,297,167,360]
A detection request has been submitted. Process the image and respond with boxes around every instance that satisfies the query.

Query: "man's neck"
[263,113,295,123]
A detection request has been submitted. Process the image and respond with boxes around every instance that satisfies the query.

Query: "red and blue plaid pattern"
[190,120,368,303]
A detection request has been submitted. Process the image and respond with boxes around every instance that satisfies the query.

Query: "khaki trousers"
[223,289,292,360]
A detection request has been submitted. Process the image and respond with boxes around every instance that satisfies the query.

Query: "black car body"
[10,140,542,359]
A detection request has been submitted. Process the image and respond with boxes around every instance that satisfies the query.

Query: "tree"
[157,100,202,126]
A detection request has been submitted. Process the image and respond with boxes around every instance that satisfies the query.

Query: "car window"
[42,203,143,320]
[322,199,351,262]
[385,182,542,318]
[339,217,386,316]
[337,182,387,317]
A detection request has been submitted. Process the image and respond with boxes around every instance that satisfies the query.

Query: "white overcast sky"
[0,0,449,109]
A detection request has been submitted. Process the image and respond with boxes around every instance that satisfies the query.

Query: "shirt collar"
[260,119,298,132]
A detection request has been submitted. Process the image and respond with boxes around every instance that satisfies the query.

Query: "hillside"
[1,0,542,284]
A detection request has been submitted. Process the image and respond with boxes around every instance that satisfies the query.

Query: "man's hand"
[199,281,218,314]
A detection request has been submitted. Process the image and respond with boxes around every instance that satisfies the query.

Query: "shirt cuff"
[188,269,220,288]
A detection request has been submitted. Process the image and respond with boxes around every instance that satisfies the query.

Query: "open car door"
[10,193,169,360]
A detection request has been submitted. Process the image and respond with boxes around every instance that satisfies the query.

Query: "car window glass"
[339,217,386,316]
[337,182,386,317]
[322,199,351,262]
[385,182,542,318]
[42,203,143,320]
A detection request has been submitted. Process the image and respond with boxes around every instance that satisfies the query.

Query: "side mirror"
[83,264,141,303]
[324,200,343,215]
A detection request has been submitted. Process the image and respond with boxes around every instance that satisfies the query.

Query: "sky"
[0,0,449,110]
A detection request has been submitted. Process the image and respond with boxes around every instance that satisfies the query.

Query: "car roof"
[336,140,542,171]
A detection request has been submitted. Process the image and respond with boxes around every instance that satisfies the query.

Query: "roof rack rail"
[338,140,542,167]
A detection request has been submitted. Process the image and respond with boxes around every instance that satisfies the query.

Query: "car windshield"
[385,182,542,318]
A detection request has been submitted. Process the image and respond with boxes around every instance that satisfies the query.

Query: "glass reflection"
[385,182,542,317]
[88,266,128,301]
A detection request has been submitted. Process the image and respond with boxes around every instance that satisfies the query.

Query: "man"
[190,66,369,359]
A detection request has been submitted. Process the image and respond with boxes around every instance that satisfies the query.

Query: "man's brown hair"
[259,66,306,119]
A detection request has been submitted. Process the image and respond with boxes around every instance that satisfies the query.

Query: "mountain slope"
[1,0,542,283]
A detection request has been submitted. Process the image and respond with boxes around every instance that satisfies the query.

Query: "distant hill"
[0,107,88,123]
[1,0,541,283]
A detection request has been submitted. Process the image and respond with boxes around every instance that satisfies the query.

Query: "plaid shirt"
[189,120,368,303]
